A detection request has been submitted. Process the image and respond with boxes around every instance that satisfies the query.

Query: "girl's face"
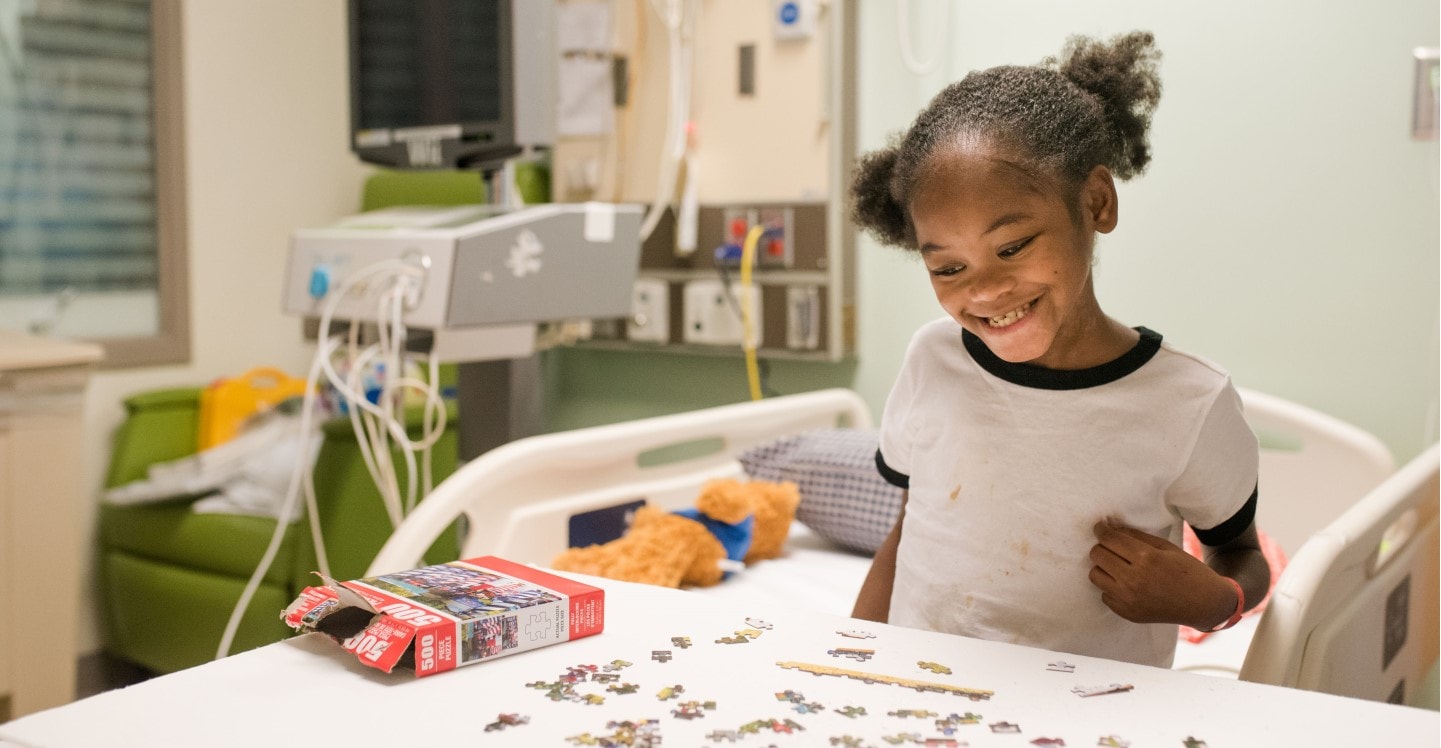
[908,147,1120,370]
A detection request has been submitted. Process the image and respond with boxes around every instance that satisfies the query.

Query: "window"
[0,0,188,367]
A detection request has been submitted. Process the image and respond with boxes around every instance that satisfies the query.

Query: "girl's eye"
[929,265,963,278]
[998,237,1034,258]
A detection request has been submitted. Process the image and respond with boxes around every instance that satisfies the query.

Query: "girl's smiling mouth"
[982,299,1035,329]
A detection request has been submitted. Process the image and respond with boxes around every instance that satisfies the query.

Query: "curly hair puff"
[850,31,1162,249]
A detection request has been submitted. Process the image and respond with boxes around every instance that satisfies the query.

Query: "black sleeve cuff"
[875,449,910,489]
[1193,485,1258,547]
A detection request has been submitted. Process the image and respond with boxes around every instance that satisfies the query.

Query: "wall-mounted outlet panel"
[786,284,821,350]
[683,278,762,346]
[627,277,670,343]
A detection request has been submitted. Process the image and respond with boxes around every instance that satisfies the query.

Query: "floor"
[74,653,152,700]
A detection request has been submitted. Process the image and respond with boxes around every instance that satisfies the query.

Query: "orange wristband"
[1204,577,1245,633]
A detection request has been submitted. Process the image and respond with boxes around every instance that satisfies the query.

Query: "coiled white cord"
[216,258,445,660]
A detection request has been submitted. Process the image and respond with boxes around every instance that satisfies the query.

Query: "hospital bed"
[366,386,1402,683]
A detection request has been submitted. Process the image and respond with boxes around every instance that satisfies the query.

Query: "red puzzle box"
[283,556,605,677]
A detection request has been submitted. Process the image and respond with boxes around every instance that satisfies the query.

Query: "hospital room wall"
[73,1,368,655]
[547,0,1441,465]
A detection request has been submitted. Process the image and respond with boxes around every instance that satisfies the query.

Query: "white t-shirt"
[878,318,1258,668]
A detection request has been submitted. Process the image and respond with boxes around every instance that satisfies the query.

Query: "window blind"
[0,0,156,295]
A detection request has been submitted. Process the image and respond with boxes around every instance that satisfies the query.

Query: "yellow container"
[197,367,308,449]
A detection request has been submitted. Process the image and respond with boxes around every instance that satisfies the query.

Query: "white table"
[1,572,1435,747]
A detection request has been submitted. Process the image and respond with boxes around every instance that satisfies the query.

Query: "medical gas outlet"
[683,279,762,347]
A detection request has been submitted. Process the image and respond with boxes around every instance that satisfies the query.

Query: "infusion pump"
[284,203,642,361]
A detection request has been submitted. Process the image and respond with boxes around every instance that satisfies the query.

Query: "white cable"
[637,0,692,241]
[216,342,327,661]
[217,258,447,660]
[896,0,946,76]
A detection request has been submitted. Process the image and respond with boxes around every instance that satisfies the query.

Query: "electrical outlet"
[627,278,669,343]
[683,278,762,346]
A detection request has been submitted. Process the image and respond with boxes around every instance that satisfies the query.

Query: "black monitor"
[348,0,550,172]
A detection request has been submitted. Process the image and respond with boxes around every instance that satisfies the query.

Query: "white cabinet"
[0,331,101,721]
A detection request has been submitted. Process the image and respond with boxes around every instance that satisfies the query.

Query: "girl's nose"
[967,266,1015,303]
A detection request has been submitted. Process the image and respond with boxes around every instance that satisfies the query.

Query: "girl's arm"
[1088,520,1270,630]
[851,491,908,622]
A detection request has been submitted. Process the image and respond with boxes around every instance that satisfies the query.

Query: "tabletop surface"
[1,572,1436,747]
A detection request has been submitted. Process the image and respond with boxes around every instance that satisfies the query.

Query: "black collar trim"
[962,327,1163,390]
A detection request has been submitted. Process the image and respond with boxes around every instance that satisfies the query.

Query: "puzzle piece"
[671,636,692,649]
[990,722,1022,734]
[1097,736,1130,747]
[655,684,685,700]
[837,705,868,719]
[837,629,877,639]
[651,650,673,663]
[1046,660,1075,673]
[1030,739,1065,746]
[918,660,952,674]
[882,733,922,745]
[483,713,529,732]
[887,709,938,719]
[1070,683,1134,698]
[829,648,876,662]
[745,617,774,629]
[606,682,639,695]
[603,659,633,672]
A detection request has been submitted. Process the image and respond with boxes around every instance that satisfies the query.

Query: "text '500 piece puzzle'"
[283,556,605,677]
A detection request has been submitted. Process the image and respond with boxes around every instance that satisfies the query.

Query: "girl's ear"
[1083,165,1119,234]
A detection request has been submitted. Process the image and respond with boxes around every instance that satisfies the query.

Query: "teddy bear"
[549,477,801,588]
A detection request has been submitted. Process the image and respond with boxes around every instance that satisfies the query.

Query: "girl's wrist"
[1199,576,1245,633]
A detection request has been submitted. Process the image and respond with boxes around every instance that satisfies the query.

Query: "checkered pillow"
[737,428,903,554]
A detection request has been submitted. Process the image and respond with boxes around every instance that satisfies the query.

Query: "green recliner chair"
[98,387,461,674]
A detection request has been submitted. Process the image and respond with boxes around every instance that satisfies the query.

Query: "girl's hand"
[1087,522,1237,629]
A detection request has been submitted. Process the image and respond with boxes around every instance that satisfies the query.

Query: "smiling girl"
[850,31,1270,667]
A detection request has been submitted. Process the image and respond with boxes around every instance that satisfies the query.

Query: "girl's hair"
[851,31,1162,248]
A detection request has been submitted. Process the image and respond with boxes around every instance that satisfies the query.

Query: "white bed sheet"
[687,523,873,617]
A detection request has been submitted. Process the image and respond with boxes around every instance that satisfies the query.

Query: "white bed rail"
[366,388,872,576]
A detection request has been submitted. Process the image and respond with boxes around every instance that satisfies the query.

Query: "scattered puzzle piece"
[918,660,952,675]
[1071,683,1134,697]
[1031,738,1066,746]
[1182,739,1208,748]
[707,729,740,743]
[829,737,866,747]
[882,733,922,745]
[829,647,876,662]
[655,684,685,700]
[837,705,868,719]
[1097,736,1130,747]
[651,650,673,663]
[837,629,877,639]
[990,722,1022,734]
[1046,660,1076,673]
[746,617,775,629]
[606,682,639,695]
[671,636,692,649]
[716,635,751,645]
[483,713,529,732]
[888,709,938,719]
[603,659,633,672]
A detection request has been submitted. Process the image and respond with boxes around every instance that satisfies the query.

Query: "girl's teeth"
[987,302,1031,328]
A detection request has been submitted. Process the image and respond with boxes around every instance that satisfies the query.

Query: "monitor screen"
[349,0,519,170]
